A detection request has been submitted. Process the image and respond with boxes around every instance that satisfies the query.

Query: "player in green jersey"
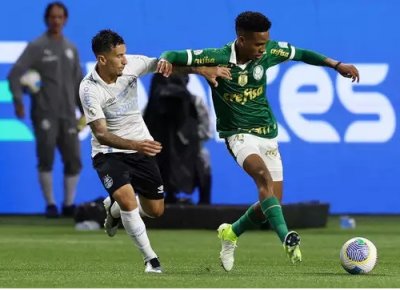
[159,11,359,271]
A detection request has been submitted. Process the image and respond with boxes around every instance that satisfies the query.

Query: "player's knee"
[64,162,82,175]
[253,168,273,184]
[38,162,53,172]
[147,206,164,218]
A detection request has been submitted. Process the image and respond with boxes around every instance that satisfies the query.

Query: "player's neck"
[96,65,117,84]
[235,43,250,64]
[47,30,63,40]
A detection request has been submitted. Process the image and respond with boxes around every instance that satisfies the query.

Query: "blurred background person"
[7,1,83,218]
[144,74,212,204]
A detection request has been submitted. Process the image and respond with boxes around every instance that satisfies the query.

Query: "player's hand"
[157,59,172,77]
[14,102,25,119]
[77,115,86,132]
[336,63,360,83]
[198,66,232,87]
[132,139,162,156]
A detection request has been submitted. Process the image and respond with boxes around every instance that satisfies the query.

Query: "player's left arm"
[293,47,360,83]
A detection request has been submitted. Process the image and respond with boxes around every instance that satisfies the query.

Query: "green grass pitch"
[0,215,399,288]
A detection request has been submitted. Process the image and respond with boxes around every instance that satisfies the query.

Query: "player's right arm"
[79,80,162,156]
[7,43,39,118]
[88,119,162,156]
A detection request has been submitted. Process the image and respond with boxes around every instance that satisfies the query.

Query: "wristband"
[334,61,342,70]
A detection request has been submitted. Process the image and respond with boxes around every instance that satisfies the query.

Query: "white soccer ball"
[20,69,41,94]
[340,237,377,274]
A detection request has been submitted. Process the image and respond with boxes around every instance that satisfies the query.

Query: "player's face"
[103,44,128,77]
[46,6,67,34]
[239,31,270,60]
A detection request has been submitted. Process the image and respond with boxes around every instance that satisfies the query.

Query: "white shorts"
[226,133,283,181]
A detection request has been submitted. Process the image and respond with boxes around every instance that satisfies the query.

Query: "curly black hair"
[91,29,125,56]
[235,11,272,33]
[44,2,68,24]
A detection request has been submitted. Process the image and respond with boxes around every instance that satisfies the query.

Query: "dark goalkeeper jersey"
[8,33,83,120]
[164,40,298,138]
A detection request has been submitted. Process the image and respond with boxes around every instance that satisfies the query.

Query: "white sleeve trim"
[186,49,192,65]
[289,45,296,60]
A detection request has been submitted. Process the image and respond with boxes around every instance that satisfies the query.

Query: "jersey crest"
[238,71,248,86]
[253,65,264,81]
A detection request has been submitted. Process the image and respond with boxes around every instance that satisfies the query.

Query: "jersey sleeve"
[125,55,158,77]
[79,79,105,124]
[160,48,229,66]
[73,46,84,113]
[291,47,328,66]
[7,42,40,104]
[266,40,296,67]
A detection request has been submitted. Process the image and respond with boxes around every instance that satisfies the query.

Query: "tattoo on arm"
[89,119,135,150]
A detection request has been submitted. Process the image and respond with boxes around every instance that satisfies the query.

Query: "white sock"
[64,174,79,206]
[104,195,151,219]
[120,208,157,262]
[39,171,55,205]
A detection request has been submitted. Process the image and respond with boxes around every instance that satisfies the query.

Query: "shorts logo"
[157,185,164,193]
[103,174,113,189]
[265,148,279,158]
[253,65,264,81]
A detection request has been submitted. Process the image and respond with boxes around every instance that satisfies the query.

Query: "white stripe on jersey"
[289,45,296,60]
[186,49,192,65]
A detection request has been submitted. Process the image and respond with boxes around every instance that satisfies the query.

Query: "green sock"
[232,205,266,237]
[260,197,288,242]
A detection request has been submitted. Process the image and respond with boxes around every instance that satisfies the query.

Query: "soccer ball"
[20,69,41,94]
[340,237,377,274]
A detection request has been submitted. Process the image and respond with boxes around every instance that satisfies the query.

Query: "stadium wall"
[0,0,398,214]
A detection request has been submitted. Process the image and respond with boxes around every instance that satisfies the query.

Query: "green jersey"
[164,40,298,138]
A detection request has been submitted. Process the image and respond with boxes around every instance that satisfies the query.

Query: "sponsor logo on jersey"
[253,65,264,81]
[128,77,137,88]
[65,48,74,60]
[193,50,203,55]
[193,56,215,65]
[278,41,289,48]
[105,97,116,105]
[40,119,51,130]
[103,174,113,189]
[270,48,289,58]
[42,55,58,62]
[223,85,264,104]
